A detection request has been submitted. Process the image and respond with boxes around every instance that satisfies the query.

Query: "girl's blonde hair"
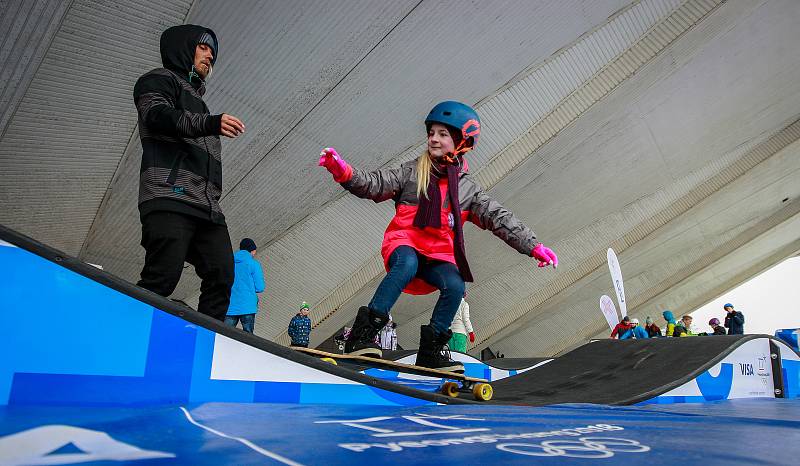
[416,151,432,200]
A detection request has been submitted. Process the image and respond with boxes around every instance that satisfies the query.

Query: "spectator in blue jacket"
[288,302,312,347]
[724,303,745,335]
[619,318,649,339]
[224,238,265,333]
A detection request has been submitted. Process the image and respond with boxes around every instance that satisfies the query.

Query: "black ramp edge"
[487,335,778,406]
[0,223,475,406]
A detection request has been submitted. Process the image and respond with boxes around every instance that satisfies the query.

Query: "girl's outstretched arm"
[468,182,558,268]
[319,147,408,203]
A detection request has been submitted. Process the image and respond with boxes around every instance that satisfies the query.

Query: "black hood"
[160,24,218,85]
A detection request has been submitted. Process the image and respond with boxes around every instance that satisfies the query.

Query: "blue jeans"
[224,314,255,333]
[369,246,465,335]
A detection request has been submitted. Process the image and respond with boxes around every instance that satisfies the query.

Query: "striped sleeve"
[134,73,221,137]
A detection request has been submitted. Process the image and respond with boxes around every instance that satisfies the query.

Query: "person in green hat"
[288,302,312,347]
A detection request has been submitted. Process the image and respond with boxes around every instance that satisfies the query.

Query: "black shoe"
[344,306,389,357]
[415,325,464,373]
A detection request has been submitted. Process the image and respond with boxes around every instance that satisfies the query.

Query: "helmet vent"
[443,111,452,116]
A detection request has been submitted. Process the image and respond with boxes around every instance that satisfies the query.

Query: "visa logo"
[739,363,754,376]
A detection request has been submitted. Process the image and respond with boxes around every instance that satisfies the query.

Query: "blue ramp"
[0,224,465,407]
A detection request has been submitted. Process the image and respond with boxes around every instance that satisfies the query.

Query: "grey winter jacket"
[342,159,539,257]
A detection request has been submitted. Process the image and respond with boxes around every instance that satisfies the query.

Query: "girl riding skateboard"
[318,101,557,372]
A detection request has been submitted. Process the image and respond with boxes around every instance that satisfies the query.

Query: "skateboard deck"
[293,347,493,401]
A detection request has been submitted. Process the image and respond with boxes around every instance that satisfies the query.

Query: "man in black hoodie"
[133,24,245,320]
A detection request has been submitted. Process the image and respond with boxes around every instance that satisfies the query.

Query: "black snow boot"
[344,306,389,357]
[415,325,464,373]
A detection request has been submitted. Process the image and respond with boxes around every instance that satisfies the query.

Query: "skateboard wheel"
[441,381,460,398]
[320,357,338,365]
[472,383,493,401]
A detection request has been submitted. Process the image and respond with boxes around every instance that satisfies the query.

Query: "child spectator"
[662,310,677,337]
[724,303,745,335]
[619,318,649,339]
[288,302,312,347]
[378,319,398,350]
[708,317,727,335]
[610,316,633,339]
[644,316,661,337]
[224,238,265,334]
[673,315,696,337]
[448,297,474,352]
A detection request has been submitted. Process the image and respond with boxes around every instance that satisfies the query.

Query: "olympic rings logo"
[496,437,650,458]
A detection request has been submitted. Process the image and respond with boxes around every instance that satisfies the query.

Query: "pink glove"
[469,332,475,343]
[318,147,352,183]
[532,243,558,269]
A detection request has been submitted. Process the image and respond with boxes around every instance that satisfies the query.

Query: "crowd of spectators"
[611,303,745,339]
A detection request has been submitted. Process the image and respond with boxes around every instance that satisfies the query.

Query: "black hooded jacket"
[133,24,225,224]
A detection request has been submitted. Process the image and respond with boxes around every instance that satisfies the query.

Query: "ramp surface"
[3,399,799,465]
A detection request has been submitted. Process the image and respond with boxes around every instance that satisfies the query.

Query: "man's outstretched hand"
[220,114,245,138]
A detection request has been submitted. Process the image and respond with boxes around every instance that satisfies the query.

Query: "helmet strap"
[440,151,467,168]
[446,118,481,162]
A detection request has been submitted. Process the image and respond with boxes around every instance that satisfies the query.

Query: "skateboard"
[293,347,493,401]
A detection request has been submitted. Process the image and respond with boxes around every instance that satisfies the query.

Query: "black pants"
[137,211,234,321]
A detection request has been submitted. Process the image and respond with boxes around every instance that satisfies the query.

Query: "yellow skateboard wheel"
[320,357,338,365]
[441,381,460,398]
[472,383,493,401]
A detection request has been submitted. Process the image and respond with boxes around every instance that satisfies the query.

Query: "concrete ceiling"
[2,0,798,357]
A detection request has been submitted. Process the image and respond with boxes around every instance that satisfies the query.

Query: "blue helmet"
[425,101,481,156]
[723,303,734,309]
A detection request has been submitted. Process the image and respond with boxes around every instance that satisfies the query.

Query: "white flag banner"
[599,295,619,331]
[607,248,627,318]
